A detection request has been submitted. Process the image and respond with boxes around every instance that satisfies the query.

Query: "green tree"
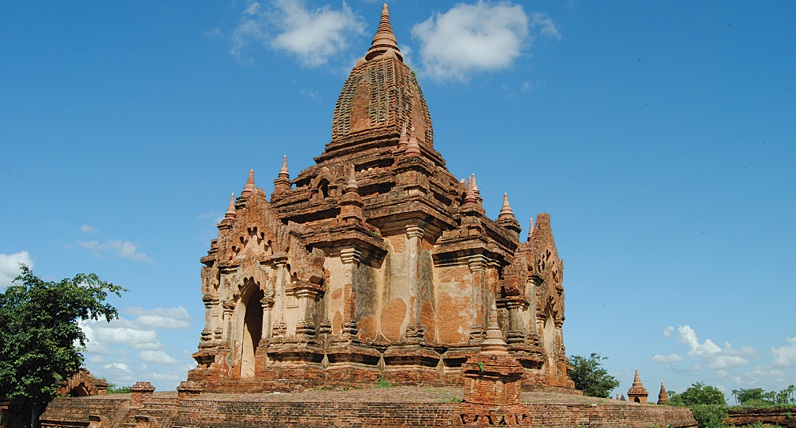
[733,385,796,407]
[106,384,132,394]
[775,385,795,405]
[0,265,124,427]
[568,353,620,398]
[668,382,726,406]
[668,382,727,428]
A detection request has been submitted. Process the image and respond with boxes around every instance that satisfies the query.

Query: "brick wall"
[41,392,697,427]
[725,406,796,427]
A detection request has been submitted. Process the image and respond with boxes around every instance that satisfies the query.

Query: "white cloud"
[81,318,162,353]
[772,337,796,367]
[125,306,191,330]
[80,224,100,234]
[674,325,752,370]
[77,239,152,262]
[103,362,135,384]
[651,353,682,363]
[0,250,33,288]
[732,365,787,388]
[529,12,561,40]
[411,1,530,82]
[80,305,199,388]
[139,350,178,365]
[663,325,674,338]
[231,0,366,67]
[677,325,722,357]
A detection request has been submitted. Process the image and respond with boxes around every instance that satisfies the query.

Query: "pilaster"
[468,255,487,343]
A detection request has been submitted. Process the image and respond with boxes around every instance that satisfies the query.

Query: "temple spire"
[470,174,480,196]
[345,165,359,193]
[365,3,402,61]
[398,123,409,150]
[627,369,649,403]
[241,169,255,198]
[404,127,421,156]
[224,193,236,219]
[527,217,535,241]
[657,381,669,405]
[279,155,289,179]
[464,176,478,206]
[498,193,514,219]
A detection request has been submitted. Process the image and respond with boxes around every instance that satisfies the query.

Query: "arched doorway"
[240,286,264,379]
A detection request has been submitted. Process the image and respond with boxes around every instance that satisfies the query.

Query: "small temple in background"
[187,3,572,392]
[627,369,650,404]
[658,381,670,405]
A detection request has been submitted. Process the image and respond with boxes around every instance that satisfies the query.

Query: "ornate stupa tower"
[627,370,650,403]
[188,4,572,392]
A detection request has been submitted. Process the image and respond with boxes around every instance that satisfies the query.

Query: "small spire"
[480,302,508,355]
[279,155,289,179]
[241,169,255,198]
[345,165,358,193]
[658,381,669,405]
[633,369,642,386]
[470,173,480,195]
[527,217,535,241]
[224,193,236,219]
[398,123,409,150]
[464,176,478,205]
[498,193,515,219]
[404,126,421,156]
[365,3,402,62]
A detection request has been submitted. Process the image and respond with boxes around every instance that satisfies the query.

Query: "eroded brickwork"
[40,390,698,428]
[188,3,572,394]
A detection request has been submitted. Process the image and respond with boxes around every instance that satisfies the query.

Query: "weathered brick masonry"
[41,390,697,428]
[37,4,699,427]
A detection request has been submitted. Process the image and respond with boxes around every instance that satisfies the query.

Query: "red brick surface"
[40,388,697,427]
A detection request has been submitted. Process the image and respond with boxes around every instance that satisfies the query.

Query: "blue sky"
[1,1,794,399]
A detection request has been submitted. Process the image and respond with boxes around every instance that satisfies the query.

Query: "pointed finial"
[480,302,508,355]
[658,381,669,404]
[527,217,535,241]
[470,173,480,195]
[398,123,409,150]
[365,3,402,61]
[498,193,515,219]
[345,165,358,193]
[279,155,289,179]
[404,126,421,156]
[633,369,642,385]
[464,176,477,205]
[225,193,236,219]
[241,169,255,198]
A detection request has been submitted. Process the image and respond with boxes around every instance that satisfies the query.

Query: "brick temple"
[35,5,699,427]
[188,3,572,393]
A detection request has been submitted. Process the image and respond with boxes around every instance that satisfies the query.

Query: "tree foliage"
[667,382,728,428]
[568,353,620,398]
[732,385,796,407]
[0,265,124,424]
[668,382,727,407]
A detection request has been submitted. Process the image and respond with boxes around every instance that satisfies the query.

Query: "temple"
[187,4,572,392]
